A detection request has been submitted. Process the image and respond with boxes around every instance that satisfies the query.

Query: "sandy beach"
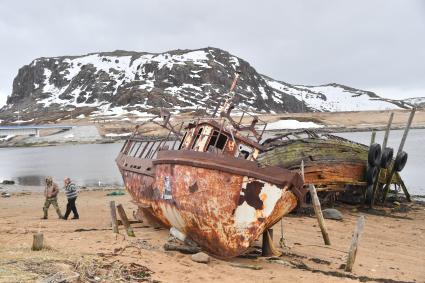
[0,189,424,282]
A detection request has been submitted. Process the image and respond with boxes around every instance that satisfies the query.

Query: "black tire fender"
[368,143,381,166]
[380,147,394,169]
[394,151,408,172]
[366,166,378,184]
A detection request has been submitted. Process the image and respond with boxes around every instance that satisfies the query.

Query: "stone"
[191,252,210,264]
[322,208,343,220]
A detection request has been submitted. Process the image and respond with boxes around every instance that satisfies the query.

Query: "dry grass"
[0,247,154,283]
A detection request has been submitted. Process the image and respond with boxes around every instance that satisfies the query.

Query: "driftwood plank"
[345,215,365,272]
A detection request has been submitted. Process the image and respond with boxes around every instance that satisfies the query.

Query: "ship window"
[191,127,203,149]
[207,130,228,153]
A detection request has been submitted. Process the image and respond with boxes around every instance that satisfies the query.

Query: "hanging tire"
[394,151,408,172]
[366,166,378,184]
[368,143,381,166]
[380,147,394,169]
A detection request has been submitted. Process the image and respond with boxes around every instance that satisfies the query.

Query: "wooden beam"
[345,216,365,272]
[110,201,119,234]
[382,112,394,149]
[383,108,416,202]
[116,204,135,237]
[397,108,416,155]
[370,130,376,146]
[309,184,331,245]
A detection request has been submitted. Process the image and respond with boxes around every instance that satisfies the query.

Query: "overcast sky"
[0,0,424,106]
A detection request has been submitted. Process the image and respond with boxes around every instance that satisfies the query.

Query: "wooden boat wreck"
[116,75,306,258]
[258,130,410,206]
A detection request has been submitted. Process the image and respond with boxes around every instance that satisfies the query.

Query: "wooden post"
[397,174,411,202]
[262,228,274,256]
[301,159,305,181]
[370,130,376,146]
[383,108,416,202]
[382,112,394,150]
[116,204,135,237]
[32,233,44,251]
[345,216,365,272]
[261,228,281,257]
[397,108,416,155]
[110,201,119,234]
[309,184,331,245]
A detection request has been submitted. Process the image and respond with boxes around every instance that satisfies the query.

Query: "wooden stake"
[116,204,135,237]
[383,108,416,202]
[345,215,365,272]
[370,130,376,146]
[382,112,394,150]
[261,228,281,257]
[32,233,44,251]
[301,159,305,181]
[309,184,331,245]
[110,201,119,234]
[397,108,416,155]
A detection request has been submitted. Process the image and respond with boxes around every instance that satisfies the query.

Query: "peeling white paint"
[160,203,186,231]
[234,201,257,228]
[259,182,282,217]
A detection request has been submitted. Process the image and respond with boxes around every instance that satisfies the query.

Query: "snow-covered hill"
[0,47,412,123]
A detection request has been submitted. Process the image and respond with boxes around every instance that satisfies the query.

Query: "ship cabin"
[179,120,262,161]
[119,118,264,166]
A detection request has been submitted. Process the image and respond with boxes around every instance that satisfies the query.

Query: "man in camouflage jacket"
[42,176,63,219]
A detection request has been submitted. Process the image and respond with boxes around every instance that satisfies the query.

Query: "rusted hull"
[120,158,300,258]
[117,141,304,258]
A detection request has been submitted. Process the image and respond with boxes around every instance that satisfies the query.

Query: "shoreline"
[0,190,424,282]
[1,109,425,148]
[1,125,424,149]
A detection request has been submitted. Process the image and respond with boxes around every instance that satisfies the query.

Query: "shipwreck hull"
[119,150,303,258]
[259,138,369,186]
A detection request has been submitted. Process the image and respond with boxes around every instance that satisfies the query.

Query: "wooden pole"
[382,112,394,150]
[309,184,331,245]
[32,233,44,251]
[383,108,416,202]
[397,174,411,202]
[116,204,135,237]
[301,159,305,181]
[345,216,365,272]
[370,130,376,146]
[110,201,119,234]
[262,228,277,256]
[370,112,394,207]
[397,108,416,155]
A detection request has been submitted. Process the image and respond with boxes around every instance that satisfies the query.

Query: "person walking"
[42,176,63,219]
[63,177,79,220]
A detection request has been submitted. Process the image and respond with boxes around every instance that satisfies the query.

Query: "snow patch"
[264,119,323,130]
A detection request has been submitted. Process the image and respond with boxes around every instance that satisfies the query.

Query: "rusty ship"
[116,74,306,258]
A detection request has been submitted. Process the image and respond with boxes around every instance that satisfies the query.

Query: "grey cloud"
[0,0,424,104]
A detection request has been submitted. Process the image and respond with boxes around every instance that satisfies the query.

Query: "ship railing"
[120,135,181,160]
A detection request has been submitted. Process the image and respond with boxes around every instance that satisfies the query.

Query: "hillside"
[0,47,412,124]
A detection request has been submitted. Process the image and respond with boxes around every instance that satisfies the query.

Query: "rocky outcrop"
[0,47,410,123]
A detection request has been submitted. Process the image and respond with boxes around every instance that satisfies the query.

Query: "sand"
[0,190,424,282]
